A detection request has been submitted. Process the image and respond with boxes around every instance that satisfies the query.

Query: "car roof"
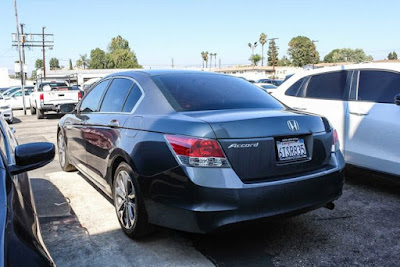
[108,69,222,78]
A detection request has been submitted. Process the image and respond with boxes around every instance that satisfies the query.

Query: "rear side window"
[305,71,346,100]
[285,77,305,96]
[152,74,283,112]
[122,84,142,112]
[100,78,133,112]
[80,80,110,113]
[358,70,400,103]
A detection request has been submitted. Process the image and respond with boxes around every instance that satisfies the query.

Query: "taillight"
[165,134,230,167]
[78,91,82,101]
[39,93,44,103]
[332,129,340,152]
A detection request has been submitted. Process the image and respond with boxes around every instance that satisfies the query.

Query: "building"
[213,66,303,80]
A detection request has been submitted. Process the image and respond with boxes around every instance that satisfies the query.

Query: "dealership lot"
[12,110,400,266]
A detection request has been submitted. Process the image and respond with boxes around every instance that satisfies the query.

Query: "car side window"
[285,77,305,96]
[305,71,346,100]
[0,129,7,163]
[80,79,110,113]
[122,84,143,112]
[100,78,133,112]
[13,91,22,97]
[358,70,400,103]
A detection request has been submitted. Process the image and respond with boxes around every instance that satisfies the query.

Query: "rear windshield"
[38,82,68,91]
[152,73,283,111]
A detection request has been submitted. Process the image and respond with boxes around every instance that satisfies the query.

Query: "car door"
[298,71,349,152]
[65,79,111,174]
[84,77,143,194]
[346,69,400,176]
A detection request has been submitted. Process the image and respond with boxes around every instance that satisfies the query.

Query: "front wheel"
[113,162,152,239]
[57,131,76,172]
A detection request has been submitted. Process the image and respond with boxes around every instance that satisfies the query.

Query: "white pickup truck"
[30,80,82,119]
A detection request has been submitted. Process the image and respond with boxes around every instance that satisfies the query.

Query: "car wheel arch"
[107,149,138,188]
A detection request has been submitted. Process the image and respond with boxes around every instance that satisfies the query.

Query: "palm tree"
[259,33,267,66]
[79,54,89,69]
[205,52,209,68]
[214,53,217,68]
[201,51,205,68]
[209,53,214,69]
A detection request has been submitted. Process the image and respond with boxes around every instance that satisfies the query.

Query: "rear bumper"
[40,102,77,111]
[144,152,345,233]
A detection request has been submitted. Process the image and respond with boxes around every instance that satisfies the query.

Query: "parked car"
[57,70,345,238]
[255,83,278,93]
[3,86,34,98]
[0,117,55,266]
[0,94,13,123]
[257,78,272,83]
[272,63,400,176]
[30,81,82,119]
[5,89,32,110]
[82,77,101,92]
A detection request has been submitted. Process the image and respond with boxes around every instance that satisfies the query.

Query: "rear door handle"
[64,121,73,129]
[109,119,120,127]
[349,111,368,116]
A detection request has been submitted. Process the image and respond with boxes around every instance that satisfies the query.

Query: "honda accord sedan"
[57,70,345,238]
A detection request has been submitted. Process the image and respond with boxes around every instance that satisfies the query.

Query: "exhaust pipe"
[324,202,335,210]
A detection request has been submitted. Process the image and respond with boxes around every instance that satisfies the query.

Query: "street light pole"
[42,26,46,79]
[13,0,26,114]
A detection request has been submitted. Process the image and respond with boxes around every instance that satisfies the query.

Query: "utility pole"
[269,37,279,78]
[13,0,26,114]
[312,40,319,69]
[42,26,46,79]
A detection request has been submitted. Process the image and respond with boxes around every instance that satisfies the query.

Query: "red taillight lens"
[165,134,229,167]
[332,129,340,152]
[39,93,44,101]
[78,92,82,101]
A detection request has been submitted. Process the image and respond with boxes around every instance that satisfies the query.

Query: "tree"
[76,54,89,69]
[249,54,262,66]
[259,33,267,66]
[324,48,372,63]
[388,51,398,60]
[90,48,107,69]
[288,36,319,67]
[277,56,291,66]
[105,36,142,68]
[201,51,205,68]
[35,59,43,69]
[49,58,60,70]
[267,39,279,67]
[69,59,73,70]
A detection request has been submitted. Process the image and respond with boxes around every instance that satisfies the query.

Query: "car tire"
[30,104,36,115]
[57,131,76,172]
[113,162,152,239]
[37,108,44,119]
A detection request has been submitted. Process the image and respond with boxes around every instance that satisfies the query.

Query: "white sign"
[14,63,28,73]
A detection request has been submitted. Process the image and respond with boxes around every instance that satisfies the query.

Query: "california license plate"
[276,137,307,161]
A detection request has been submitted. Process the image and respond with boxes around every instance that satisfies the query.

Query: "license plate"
[276,138,307,161]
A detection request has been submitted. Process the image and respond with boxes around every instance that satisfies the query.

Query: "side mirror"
[60,103,76,113]
[9,142,55,175]
[395,94,400,106]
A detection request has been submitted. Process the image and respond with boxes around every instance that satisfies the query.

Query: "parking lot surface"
[12,110,400,266]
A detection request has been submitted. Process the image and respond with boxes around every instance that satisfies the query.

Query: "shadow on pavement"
[42,113,64,120]
[10,117,22,124]
[345,166,400,195]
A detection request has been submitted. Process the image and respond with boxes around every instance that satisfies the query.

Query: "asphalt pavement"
[12,110,400,267]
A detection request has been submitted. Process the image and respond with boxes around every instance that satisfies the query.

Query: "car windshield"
[152,73,283,112]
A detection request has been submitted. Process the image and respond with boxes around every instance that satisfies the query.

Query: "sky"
[1,0,400,73]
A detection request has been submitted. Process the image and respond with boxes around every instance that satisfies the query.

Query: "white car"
[254,83,278,93]
[0,94,13,123]
[272,63,400,176]
[5,89,32,110]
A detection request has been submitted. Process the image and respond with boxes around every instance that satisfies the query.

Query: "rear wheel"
[113,162,152,239]
[57,131,76,172]
[37,108,44,119]
[30,104,36,115]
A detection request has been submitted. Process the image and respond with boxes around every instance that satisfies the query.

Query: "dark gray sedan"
[57,70,345,238]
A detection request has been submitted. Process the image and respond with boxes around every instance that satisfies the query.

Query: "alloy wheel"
[114,170,137,230]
